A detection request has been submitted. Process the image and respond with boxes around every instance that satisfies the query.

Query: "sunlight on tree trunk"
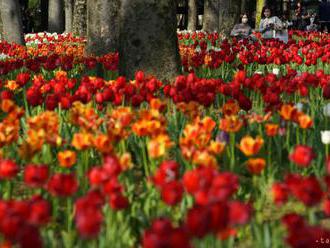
[187,0,197,31]
[73,0,87,37]
[119,0,181,81]
[203,0,219,32]
[256,0,265,29]
[49,0,65,33]
[65,0,74,33]
[0,0,25,45]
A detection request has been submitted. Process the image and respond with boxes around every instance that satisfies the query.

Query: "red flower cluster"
[0,159,19,180]
[0,195,51,248]
[272,174,323,206]
[142,218,191,248]
[75,190,105,238]
[152,160,183,206]
[282,213,330,248]
[47,173,79,197]
[88,154,129,210]
[164,73,221,106]
[289,145,316,168]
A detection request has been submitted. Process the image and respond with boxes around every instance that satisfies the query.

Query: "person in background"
[281,13,293,30]
[230,13,253,39]
[259,6,287,42]
[293,1,309,30]
[306,12,319,32]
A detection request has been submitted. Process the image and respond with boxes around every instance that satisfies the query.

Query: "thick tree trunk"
[64,0,74,33]
[203,0,219,32]
[119,0,181,81]
[73,0,87,37]
[240,0,247,13]
[0,0,25,45]
[255,0,265,29]
[99,0,120,52]
[187,0,197,31]
[219,0,241,36]
[40,0,49,31]
[86,0,102,56]
[48,0,65,33]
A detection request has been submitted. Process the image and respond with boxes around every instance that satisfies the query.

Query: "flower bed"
[0,31,329,247]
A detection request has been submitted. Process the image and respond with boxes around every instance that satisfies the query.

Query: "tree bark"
[99,0,120,52]
[64,0,74,33]
[73,0,87,37]
[219,0,241,36]
[255,0,265,29]
[119,0,181,81]
[0,0,25,45]
[187,0,197,31]
[86,0,102,56]
[48,0,65,33]
[240,0,247,13]
[203,0,219,32]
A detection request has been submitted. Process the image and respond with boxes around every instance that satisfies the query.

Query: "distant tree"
[187,0,197,31]
[0,0,25,45]
[219,0,241,35]
[203,0,219,32]
[255,0,265,28]
[85,0,120,55]
[48,0,65,33]
[64,0,74,33]
[119,0,181,81]
[72,0,87,37]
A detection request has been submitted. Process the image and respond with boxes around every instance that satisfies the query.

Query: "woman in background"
[259,6,287,43]
[230,13,253,39]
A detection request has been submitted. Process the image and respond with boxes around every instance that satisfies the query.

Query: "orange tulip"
[265,123,279,137]
[279,104,296,121]
[222,100,240,116]
[58,150,77,168]
[298,114,313,129]
[208,141,226,155]
[71,132,93,150]
[93,134,113,154]
[148,134,173,158]
[246,158,266,175]
[219,115,243,133]
[238,136,264,156]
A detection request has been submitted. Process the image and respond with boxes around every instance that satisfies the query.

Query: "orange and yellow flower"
[279,104,296,121]
[298,114,313,129]
[238,136,264,156]
[219,115,243,133]
[246,158,266,175]
[58,150,77,168]
[265,123,279,137]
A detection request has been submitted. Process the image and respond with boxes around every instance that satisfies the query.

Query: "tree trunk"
[0,0,25,45]
[203,0,219,32]
[86,0,102,56]
[99,0,120,52]
[187,0,197,31]
[40,0,49,31]
[119,0,181,81]
[240,0,247,13]
[219,0,241,36]
[64,0,74,33]
[255,0,265,29]
[48,0,65,33]
[73,0,87,37]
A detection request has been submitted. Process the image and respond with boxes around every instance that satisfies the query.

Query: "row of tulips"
[1,31,330,80]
